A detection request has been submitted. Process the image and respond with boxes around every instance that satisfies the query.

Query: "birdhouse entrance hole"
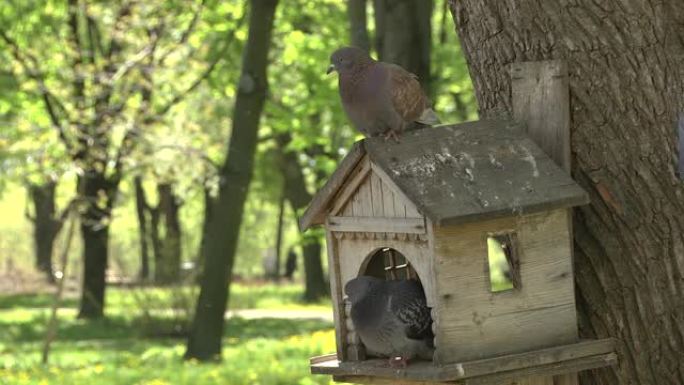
[361,248,418,281]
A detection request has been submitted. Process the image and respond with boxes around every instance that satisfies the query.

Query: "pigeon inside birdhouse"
[301,120,617,385]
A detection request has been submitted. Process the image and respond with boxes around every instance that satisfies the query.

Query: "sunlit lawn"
[0,283,337,385]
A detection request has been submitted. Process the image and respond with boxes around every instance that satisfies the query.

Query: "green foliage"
[0,0,478,294]
[0,283,336,385]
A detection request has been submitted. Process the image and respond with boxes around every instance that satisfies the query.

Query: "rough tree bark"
[373,0,433,94]
[276,134,328,301]
[185,0,279,361]
[28,181,61,282]
[448,2,684,385]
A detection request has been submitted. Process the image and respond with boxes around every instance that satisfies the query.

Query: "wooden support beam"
[327,216,426,234]
[511,61,571,172]
[311,339,615,382]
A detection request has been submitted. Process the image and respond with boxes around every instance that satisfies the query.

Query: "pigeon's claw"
[389,356,410,368]
[383,129,401,143]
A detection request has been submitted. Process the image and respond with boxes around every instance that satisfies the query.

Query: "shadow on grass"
[0,312,332,347]
[0,293,78,309]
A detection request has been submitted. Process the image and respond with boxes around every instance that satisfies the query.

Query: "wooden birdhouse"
[301,118,616,384]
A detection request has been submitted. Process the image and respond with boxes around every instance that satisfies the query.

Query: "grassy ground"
[0,282,338,385]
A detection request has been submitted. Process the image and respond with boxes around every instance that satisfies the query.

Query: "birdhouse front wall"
[432,208,578,364]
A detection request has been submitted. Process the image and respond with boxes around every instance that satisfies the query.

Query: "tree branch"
[155,12,247,116]
[156,0,207,67]
[0,29,75,153]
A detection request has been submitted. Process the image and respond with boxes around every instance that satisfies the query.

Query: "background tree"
[185,0,280,361]
[0,1,236,317]
[449,2,684,384]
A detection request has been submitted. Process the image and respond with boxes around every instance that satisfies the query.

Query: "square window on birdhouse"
[487,232,521,292]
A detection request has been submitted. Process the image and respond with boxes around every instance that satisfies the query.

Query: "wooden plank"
[330,156,371,216]
[433,210,578,363]
[311,339,616,382]
[511,62,578,369]
[370,173,385,217]
[438,339,615,380]
[310,353,337,365]
[371,162,423,219]
[324,228,346,360]
[464,354,617,385]
[328,216,426,234]
[336,233,437,307]
[511,60,570,172]
[355,176,374,216]
[363,120,588,227]
[553,373,579,385]
[437,303,578,362]
[300,141,364,230]
[381,178,396,217]
[332,375,438,385]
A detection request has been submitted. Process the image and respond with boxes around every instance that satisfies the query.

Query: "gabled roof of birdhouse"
[299,120,589,230]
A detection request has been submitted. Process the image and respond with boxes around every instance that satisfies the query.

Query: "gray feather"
[344,276,434,360]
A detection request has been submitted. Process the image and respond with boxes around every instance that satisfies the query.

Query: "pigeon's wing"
[383,63,429,123]
[388,280,433,341]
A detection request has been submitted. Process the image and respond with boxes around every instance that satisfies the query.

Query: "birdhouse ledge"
[311,339,616,385]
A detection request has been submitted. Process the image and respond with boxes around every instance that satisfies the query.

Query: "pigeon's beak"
[326,64,336,75]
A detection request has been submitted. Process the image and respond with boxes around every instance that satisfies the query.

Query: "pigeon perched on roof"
[327,47,440,141]
[344,276,434,367]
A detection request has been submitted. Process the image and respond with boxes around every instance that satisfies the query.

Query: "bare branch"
[155,12,247,116]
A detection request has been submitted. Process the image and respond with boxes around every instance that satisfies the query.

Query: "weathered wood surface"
[433,209,578,363]
[324,228,345,360]
[331,156,371,216]
[336,233,436,307]
[327,216,426,234]
[310,338,615,382]
[511,61,571,173]
[464,354,617,385]
[511,60,579,385]
[364,120,589,226]
[299,141,364,230]
[301,120,588,230]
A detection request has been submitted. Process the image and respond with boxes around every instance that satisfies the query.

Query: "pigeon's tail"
[416,108,440,126]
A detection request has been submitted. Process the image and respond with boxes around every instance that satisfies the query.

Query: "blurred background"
[0,0,476,384]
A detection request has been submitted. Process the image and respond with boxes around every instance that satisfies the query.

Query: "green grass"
[0,283,338,385]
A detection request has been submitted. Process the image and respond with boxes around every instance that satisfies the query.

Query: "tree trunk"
[134,176,150,281]
[77,171,111,319]
[155,183,182,284]
[301,238,327,302]
[29,181,60,282]
[195,186,215,280]
[373,0,433,93]
[348,0,370,52]
[277,134,328,301]
[185,0,279,361]
[448,2,684,385]
[272,185,286,280]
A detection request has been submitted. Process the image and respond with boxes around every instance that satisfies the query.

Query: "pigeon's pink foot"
[388,356,409,368]
[383,129,401,143]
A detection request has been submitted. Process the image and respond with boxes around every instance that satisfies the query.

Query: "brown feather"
[385,63,428,122]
